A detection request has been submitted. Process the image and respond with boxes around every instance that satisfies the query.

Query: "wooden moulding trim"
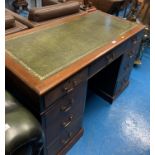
[5,53,41,92]
[57,128,84,155]
[5,21,28,36]
[5,11,145,95]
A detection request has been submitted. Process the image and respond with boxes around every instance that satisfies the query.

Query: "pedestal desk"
[5,10,144,155]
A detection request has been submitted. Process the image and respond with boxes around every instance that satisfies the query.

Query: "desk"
[6,10,144,155]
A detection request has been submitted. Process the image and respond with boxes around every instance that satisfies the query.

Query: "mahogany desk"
[5,10,144,155]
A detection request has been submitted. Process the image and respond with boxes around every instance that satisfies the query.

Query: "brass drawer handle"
[106,54,113,63]
[63,86,74,93]
[63,80,78,93]
[61,138,69,145]
[133,40,137,44]
[132,37,137,44]
[128,51,134,58]
[61,132,73,145]
[73,79,78,87]
[62,115,73,128]
[60,100,73,112]
[107,52,115,63]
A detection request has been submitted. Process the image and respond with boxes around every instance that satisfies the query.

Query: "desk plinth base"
[57,128,83,155]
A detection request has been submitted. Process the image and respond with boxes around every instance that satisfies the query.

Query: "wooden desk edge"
[5,11,145,95]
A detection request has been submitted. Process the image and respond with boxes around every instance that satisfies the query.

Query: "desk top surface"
[6,10,144,94]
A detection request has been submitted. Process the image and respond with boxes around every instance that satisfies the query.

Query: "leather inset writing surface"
[6,11,136,80]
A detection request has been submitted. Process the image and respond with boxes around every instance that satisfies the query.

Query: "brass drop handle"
[132,37,137,44]
[73,79,78,87]
[62,115,73,128]
[64,85,74,93]
[128,51,134,58]
[61,132,73,145]
[60,99,73,112]
[60,104,72,112]
[133,40,137,44]
[107,54,113,63]
[61,138,69,145]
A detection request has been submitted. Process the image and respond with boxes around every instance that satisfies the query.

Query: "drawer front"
[45,68,88,108]
[114,72,129,94]
[117,52,134,81]
[131,31,144,43]
[88,38,131,78]
[117,34,142,81]
[43,82,87,145]
[114,32,143,95]
[128,31,143,59]
[88,52,109,78]
[46,117,83,155]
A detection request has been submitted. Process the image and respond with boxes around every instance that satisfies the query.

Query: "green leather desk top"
[6,11,137,80]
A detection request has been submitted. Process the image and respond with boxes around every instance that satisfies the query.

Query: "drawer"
[131,40,141,56]
[88,39,131,78]
[45,68,88,108]
[131,31,144,43]
[114,73,129,94]
[46,117,83,155]
[129,31,143,54]
[88,54,108,78]
[117,47,138,80]
[43,82,87,145]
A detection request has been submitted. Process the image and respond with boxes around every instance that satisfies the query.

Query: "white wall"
[27,0,42,9]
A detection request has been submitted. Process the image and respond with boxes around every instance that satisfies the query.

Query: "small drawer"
[132,40,141,55]
[130,31,143,53]
[88,54,108,78]
[46,117,83,155]
[115,74,129,94]
[118,48,137,78]
[88,39,130,78]
[125,48,138,66]
[43,82,87,145]
[131,31,144,43]
[118,59,133,78]
[110,38,131,57]
[45,68,88,108]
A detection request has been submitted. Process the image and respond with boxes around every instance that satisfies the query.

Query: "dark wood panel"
[88,31,144,103]
[43,82,87,145]
[88,38,131,78]
[46,118,83,155]
[89,54,123,97]
[44,68,88,109]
